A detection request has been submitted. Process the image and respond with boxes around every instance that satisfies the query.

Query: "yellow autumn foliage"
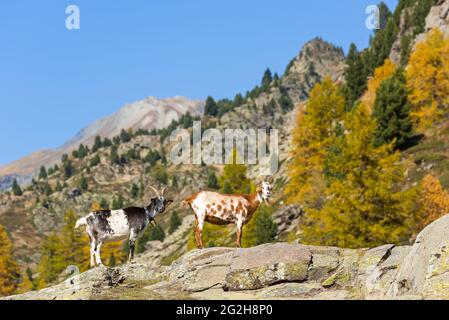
[361,59,397,112]
[415,174,449,235]
[286,77,345,208]
[407,28,449,130]
[0,224,20,296]
[299,104,418,248]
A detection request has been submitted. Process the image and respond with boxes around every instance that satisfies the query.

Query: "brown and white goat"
[183,180,273,248]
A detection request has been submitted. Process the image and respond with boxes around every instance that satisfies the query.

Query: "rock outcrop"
[5,214,449,300]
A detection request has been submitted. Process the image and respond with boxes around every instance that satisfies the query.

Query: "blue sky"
[0,0,397,165]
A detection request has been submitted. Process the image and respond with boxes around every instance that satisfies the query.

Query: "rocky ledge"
[4,214,449,300]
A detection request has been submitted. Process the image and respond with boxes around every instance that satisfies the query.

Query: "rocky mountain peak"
[281,37,346,102]
[0,96,204,190]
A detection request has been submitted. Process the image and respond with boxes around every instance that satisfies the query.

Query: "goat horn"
[148,185,160,197]
[161,185,168,195]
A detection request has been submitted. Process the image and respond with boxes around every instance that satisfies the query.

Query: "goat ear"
[166,199,174,205]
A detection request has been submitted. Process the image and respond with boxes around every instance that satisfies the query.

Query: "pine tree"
[99,197,109,210]
[110,145,120,165]
[344,43,368,110]
[0,224,20,296]
[286,77,345,208]
[171,175,178,188]
[207,172,219,189]
[407,28,449,130]
[372,69,413,150]
[130,183,139,198]
[204,96,218,117]
[90,154,101,167]
[77,144,88,159]
[261,68,273,90]
[12,179,22,196]
[55,181,63,192]
[38,166,47,180]
[169,211,182,234]
[137,225,166,253]
[79,176,88,191]
[92,135,103,152]
[120,129,132,143]
[115,195,124,209]
[43,183,53,196]
[300,104,417,248]
[62,160,74,178]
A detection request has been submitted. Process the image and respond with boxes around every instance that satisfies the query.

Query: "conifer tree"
[92,135,103,152]
[62,160,74,178]
[242,205,277,247]
[261,68,273,90]
[79,176,88,191]
[344,43,367,110]
[207,172,219,189]
[415,175,449,235]
[130,183,139,198]
[204,96,218,117]
[90,154,101,167]
[37,233,60,288]
[12,179,22,196]
[0,224,20,296]
[300,104,417,248]
[407,28,449,130]
[38,166,47,180]
[286,77,345,208]
[171,175,178,188]
[99,197,109,210]
[372,69,413,150]
[37,209,89,288]
[169,211,182,234]
[361,59,396,111]
[219,149,251,194]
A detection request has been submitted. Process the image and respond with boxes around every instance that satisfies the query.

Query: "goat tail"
[182,194,196,207]
[75,217,87,229]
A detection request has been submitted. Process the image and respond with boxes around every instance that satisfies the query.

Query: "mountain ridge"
[0,96,204,189]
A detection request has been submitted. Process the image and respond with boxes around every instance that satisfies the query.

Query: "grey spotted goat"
[75,185,173,267]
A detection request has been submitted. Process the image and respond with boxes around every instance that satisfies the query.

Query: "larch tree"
[219,149,252,195]
[407,28,449,130]
[286,77,345,208]
[361,59,397,112]
[0,224,20,296]
[414,174,449,236]
[300,104,417,248]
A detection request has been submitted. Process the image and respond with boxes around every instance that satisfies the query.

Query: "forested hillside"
[1,0,449,298]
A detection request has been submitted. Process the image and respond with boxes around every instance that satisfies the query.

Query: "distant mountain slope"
[0,96,204,189]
